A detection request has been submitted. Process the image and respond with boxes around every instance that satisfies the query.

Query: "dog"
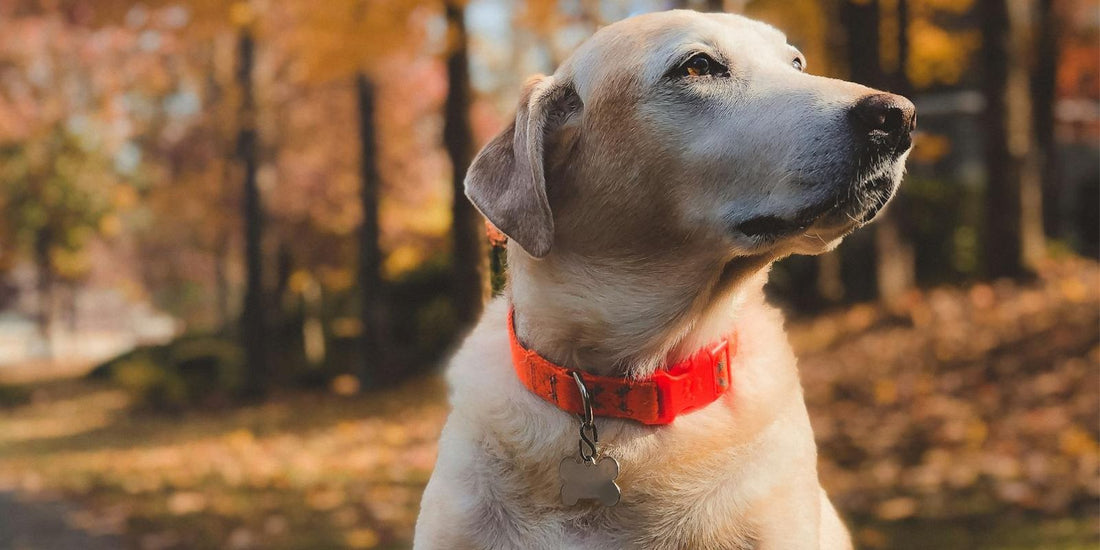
[415,9,914,550]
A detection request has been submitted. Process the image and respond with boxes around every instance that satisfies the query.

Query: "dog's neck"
[507,244,773,378]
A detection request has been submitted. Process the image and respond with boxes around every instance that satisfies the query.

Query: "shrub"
[100,336,245,412]
[112,356,189,411]
[0,383,30,408]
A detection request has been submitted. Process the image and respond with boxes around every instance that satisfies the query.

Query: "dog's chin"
[731,171,901,254]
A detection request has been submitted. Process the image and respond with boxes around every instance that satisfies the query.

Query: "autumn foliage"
[0,0,1096,549]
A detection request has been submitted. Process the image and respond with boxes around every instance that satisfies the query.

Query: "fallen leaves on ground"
[0,257,1096,549]
[0,379,448,549]
[793,257,1099,547]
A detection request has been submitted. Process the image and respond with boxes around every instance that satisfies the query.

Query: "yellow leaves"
[1059,426,1099,457]
[384,245,423,278]
[910,132,951,164]
[844,304,878,332]
[113,184,139,209]
[284,0,426,83]
[345,527,380,549]
[98,214,122,237]
[873,379,898,405]
[330,374,361,396]
[166,491,207,515]
[1059,278,1088,303]
[380,424,410,447]
[287,269,315,295]
[229,2,255,29]
[224,428,256,449]
[330,316,363,338]
[380,193,452,276]
[1,259,1096,546]
[305,486,345,510]
[875,496,917,520]
[908,19,980,88]
[50,246,91,279]
[516,0,564,39]
[320,267,355,291]
[746,0,833,75]
[964,419,988,448]
[913,0,976,16]
[983,453,1023,481]
[856,526,888,549]
[802,258,1100,521]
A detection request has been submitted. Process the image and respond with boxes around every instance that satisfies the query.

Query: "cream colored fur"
[415,9,913,549]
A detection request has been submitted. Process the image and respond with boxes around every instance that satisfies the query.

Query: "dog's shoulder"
[445,297,516,404]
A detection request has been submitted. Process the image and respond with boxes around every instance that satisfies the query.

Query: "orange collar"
[509,309,736,425]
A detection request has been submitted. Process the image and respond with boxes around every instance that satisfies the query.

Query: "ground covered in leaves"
[0,258,1096,549]
[794,257,1099,548]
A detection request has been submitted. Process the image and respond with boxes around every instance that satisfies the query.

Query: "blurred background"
[0,0,1096,549]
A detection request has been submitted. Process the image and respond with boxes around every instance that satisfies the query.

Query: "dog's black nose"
[849,93,916,149]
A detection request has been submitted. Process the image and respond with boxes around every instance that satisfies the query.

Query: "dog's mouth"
[735,172,898,240]
[730,133,911,242]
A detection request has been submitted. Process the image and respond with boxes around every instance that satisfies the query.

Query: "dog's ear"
[465,75,581,258]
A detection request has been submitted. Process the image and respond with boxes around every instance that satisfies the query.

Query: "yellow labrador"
[415,9,914,550]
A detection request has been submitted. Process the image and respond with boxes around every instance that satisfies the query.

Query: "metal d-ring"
[571,371,599,463]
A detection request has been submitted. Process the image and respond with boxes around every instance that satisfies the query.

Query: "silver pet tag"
[559,454,621,506]
[560,372,621,507]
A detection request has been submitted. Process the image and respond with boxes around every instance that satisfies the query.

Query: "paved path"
[0,491,121,550]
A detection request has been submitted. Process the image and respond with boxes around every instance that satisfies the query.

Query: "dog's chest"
[442,296,814,549]
[470,418,780,550]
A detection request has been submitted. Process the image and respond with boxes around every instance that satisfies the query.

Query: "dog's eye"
[792,57,805,72]
[680,53,727,78]
[685,54,712,76]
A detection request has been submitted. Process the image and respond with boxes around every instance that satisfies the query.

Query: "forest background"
[0,0,1096,549]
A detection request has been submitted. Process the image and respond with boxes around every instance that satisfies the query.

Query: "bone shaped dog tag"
[559,455,621,506]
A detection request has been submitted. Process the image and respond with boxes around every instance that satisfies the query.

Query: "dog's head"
[467,10,914,262]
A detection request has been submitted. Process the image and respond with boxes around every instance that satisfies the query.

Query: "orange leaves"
[0,375,449,547]
[229,2,255,29]
[802,257,1100,522]
[875,496,918,520]
[746,0,834,75]
[907,18,980,87]
[1059,425,1100,458]
[909,132,952,164]
[345,527,381,548]
[0,259,1097,546]
[282,0,427,83]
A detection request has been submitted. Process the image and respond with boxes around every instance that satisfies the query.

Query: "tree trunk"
[874,209,915,303]
[875,0,916,305]
[214,239,231,330]
[980,0,1043,278]
[1011,2,1046,269]
[206,45,235,333]
[33,227,52,359]
[1032,0,1060,237]
[841,0,883,88]
[835,0,884,304]
[816,251,845,304]
[236,28,268,398]
[355,73,389,386]
[670,0,726,10]
[444,1,487,329]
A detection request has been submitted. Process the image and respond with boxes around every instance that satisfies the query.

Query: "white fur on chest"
[418,297,820,550]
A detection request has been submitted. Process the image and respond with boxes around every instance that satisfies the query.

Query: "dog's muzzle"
[733,93,916,240]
